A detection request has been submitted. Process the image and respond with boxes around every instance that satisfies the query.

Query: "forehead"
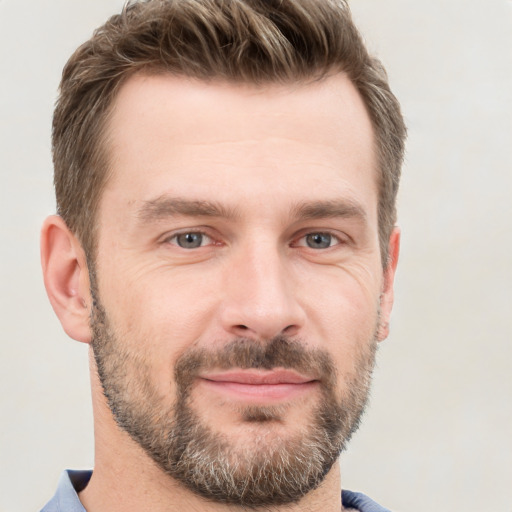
[109,72,373,142]
[103,72,377,213]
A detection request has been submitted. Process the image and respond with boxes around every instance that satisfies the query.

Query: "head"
[43,0,405,508]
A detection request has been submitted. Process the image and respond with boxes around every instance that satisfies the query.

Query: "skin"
[41,72,399,512]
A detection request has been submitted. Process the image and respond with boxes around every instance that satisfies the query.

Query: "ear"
[41,215,92,343]
[377,227,400,341]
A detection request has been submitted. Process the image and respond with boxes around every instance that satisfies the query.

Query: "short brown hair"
[53,0,406,265]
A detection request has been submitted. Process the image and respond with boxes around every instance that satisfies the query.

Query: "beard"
[90,287,378,507]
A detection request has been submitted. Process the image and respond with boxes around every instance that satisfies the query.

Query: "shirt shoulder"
[342,489,392,512]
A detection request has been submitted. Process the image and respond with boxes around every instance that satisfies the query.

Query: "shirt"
[40,470,392,512]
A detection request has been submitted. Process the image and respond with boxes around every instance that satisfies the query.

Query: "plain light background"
[1,1,511,511]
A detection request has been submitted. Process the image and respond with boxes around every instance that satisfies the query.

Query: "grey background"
[1,1,511,510]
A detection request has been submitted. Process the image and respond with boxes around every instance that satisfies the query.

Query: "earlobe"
[377,227,400,342]
[41,215,92,343]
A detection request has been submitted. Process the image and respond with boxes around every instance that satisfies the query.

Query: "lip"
[202,369,315,385]
[198,370,318,402]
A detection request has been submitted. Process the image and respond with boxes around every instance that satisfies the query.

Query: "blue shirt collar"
[42,469,391,512]
[40,470,91,512]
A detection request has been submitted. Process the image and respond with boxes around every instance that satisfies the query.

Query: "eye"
[170,232,211,249]
[295,232,342,249]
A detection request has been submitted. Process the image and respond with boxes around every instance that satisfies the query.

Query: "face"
[90,73,397,505]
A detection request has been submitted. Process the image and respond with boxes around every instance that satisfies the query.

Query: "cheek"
[99,261,222,355]
[299,263,381,372]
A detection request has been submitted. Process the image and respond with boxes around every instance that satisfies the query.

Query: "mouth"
[198,369,319,403]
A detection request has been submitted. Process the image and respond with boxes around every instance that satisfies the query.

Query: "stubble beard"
[90,286,378,508]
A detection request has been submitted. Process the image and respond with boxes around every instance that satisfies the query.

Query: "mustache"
[174,336,337,394]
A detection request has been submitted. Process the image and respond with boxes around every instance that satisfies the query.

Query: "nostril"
[283,324,298,335]
[236,325,249,330]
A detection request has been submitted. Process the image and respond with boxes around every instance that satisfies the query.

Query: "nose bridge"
[221,237,304,339]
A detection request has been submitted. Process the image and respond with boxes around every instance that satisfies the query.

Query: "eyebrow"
[137,196,240,222]
[137,195,367,224]
[290,199,367,223]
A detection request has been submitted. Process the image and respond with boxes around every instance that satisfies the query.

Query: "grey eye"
[305,233,332,249]
[175,232,204,249]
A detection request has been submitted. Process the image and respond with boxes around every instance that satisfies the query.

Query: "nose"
[219,242,305,341]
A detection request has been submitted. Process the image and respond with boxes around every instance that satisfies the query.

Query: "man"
[40,0,406,511]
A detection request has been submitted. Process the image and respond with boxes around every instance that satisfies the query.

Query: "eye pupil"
[177,232,203,248]
[306,233,331,249]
